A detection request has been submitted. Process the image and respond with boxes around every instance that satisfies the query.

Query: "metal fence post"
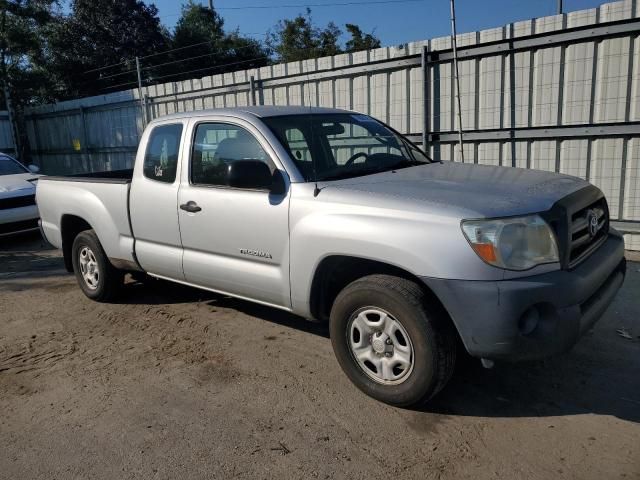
[257,79,264,106]
[135,56,148,128]
[421,46,431,154]
[29,115,42,170]
[3,84,19,158]
[449,0,465,162]
[250,76,256,106]
[79,106,91,172]
[144,94,153,121]
[508,36,517,168]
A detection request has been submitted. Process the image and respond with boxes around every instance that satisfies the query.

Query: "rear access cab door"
[176,115,292,309]
[129,119,187,280]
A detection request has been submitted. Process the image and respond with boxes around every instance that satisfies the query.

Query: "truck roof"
[149,106,353,124]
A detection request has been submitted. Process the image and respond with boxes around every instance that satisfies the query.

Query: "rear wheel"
[329,274,456,406]
[71,230,123,302]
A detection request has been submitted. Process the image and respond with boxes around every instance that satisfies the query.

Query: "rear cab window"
[143,124,184,183]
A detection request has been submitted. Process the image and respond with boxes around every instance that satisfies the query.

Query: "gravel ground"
[1,232,639,480]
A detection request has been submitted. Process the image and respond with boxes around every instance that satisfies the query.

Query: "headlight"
[461,215,559,270]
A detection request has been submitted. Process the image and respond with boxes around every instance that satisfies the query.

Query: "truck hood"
[323,161,590,219]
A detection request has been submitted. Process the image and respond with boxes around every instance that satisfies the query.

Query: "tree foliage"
[268,8,380,63]
[0,0,58,159]
[1,1,382,103]
[45,0,169,98]
[0,0,56,106]
[345,23,381,52]
[268,9,340,62]
[159,1,267,84]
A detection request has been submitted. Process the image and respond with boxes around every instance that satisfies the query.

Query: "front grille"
[540,185,610,270]
[568,198,609,267]
[0,218,39,235]
[0,194,36,210]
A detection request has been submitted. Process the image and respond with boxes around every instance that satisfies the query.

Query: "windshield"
[262,113,430,181]
[0,155,28,176]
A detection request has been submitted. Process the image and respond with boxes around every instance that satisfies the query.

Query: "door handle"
[180,201,202,213]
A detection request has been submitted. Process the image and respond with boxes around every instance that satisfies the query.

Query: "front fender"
[288,208,496,318]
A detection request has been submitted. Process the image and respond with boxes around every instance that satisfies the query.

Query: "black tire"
[329,274,456,407]
[71,230,123,302]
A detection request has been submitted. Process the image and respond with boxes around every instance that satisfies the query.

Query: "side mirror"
[270,169,286,195]
[227,160,274,190]
[28,164,40,174]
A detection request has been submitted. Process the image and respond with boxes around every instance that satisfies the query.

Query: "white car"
[0,154,41,237]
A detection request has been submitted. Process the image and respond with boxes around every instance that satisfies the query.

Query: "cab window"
[191,123,271,187]
[143,124,183,183]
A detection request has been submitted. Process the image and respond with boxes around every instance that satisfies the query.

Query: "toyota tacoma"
[36,107,626,406]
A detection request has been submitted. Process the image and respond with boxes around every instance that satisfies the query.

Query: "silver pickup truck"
[37,106,626,406]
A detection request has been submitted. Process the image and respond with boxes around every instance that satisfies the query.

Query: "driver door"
[177,119,291,309]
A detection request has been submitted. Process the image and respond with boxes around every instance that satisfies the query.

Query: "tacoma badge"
[240,248,273,259]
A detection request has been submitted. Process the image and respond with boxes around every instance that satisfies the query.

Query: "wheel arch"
[60,214,93,272]
[308,255,452,326]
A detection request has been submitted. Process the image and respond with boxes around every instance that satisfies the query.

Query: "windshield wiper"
[318,169,376,181]
[319,159,423,182]
[388,158,423,169]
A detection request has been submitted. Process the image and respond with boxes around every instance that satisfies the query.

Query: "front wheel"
[329,274,456,407]
[71,230,123,302]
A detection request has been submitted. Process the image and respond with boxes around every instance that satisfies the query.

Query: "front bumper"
[421,231,626,361]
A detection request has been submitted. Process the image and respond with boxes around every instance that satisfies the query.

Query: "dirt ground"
[0,232,639,480]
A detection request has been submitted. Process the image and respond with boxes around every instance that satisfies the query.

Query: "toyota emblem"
[587,210,599,237]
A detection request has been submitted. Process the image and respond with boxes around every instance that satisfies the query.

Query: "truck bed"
[37,171,135,267]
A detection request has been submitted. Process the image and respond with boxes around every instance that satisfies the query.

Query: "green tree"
[268,9,342,63]
[151,1,268,84]
[0,0,57,159]
[268,9,380,62]
[317,21,342,57]
[345,23,380,53]
[172,1,224,55]
[0,0,56,105]
[45,0,169,98]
